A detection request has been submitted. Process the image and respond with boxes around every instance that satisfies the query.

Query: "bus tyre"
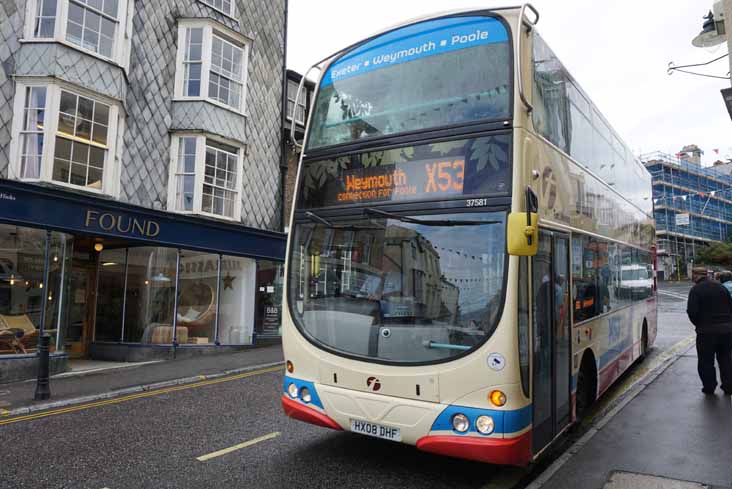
[576,354,596,420]
[638,323,649,362]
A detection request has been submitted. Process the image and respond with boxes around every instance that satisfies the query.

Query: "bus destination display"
[298,135,511,209]
[336,158,465,204]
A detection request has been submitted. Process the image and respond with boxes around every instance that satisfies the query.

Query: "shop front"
[0,180,286,382]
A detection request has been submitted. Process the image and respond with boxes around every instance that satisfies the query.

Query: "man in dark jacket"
[687,267,732,395]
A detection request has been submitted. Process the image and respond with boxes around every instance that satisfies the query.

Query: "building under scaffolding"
[642,147,732,280]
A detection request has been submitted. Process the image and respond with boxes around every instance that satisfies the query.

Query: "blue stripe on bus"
[599,315,635,370]
[283,376,324,409]
[431,404,531,435]
[321,16,509,87]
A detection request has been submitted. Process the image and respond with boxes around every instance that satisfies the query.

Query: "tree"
[696,241,732,268]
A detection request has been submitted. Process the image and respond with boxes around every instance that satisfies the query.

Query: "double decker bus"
[281,5,656,466]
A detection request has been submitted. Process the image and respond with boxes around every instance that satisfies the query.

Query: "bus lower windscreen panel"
[288,212,506,364]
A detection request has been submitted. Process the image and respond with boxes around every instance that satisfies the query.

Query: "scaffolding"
[641,151,732,280]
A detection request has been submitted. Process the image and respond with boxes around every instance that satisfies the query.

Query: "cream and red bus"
[281,4,656,465]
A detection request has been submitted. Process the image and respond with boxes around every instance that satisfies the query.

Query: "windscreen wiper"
[364,207,501,227]
[304,211,334,227]
[304,211,384,230]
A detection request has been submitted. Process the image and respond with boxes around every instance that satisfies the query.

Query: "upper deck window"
[307,15,512,150]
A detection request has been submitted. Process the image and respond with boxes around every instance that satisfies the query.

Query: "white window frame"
[8,79,123,198]
[167,133,244,222]
[286,79,307,125]
[174,19,251,115]
[23,0,134,70]
[198,0,234,18]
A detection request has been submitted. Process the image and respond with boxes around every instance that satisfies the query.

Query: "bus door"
[531,230,571,454]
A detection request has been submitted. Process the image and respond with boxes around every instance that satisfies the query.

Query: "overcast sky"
[287,0,732,166]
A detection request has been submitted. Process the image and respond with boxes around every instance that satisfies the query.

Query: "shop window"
[168,135,243,220]
[124,247,178,343]
[218,256,256,344]
[175,19,250,113]
[92,248,267,346]
[95,248,125,341]
[10,82,122,196]
[177,251,219,344]
[0,224,73,356]
[26,0,132,66]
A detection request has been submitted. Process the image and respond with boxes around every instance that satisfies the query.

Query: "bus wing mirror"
[508,186,539,256]
[507,212,538,256]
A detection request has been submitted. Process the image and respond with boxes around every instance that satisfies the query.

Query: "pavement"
[527,281,732,489]
[0,345,284,414]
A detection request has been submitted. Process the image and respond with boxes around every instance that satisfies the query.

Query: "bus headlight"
[287,383,298,398]
[489,390,507,407]
[476,415,495,435]
[452,413,470,433]
[300,387,312,403]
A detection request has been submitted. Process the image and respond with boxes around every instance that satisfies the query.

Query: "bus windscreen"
[307,15,512,150]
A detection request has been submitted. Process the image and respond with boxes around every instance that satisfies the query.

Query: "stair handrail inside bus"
[516,3,539,114]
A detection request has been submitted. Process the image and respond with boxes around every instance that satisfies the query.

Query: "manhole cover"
[604,471,709,489]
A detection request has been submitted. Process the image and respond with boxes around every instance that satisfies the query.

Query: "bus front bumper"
[416,431,532,466]
[281,375,533,466]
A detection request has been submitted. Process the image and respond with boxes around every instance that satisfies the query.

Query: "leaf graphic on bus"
[362,151,384,168]
[431,140,466,156]
[471,137,506,172]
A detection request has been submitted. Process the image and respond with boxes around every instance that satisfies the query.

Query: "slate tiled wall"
[0,0,286,230]
[0,0,24,177]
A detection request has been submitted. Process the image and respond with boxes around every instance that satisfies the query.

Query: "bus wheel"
[638,322,649,362]
[576,353,596,420]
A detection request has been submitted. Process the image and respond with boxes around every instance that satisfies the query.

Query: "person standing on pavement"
[717,270,732,296]
[687,267,732,395]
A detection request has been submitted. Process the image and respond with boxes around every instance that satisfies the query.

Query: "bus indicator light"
[489,390,507,407]
[286,360,294,373]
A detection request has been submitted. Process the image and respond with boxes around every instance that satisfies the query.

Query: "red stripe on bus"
[416,431,532,467]
[597,340,640,395]
[281,395,342,431]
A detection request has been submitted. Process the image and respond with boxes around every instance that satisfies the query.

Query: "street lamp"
[692,1,732,119]
[692,5,726,48]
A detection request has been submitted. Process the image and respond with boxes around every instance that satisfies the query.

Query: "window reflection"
[0,225,73,356]
[289,212,506,363]
[572,234,653,324]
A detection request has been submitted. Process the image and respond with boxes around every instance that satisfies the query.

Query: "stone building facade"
[0,0,287,381]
